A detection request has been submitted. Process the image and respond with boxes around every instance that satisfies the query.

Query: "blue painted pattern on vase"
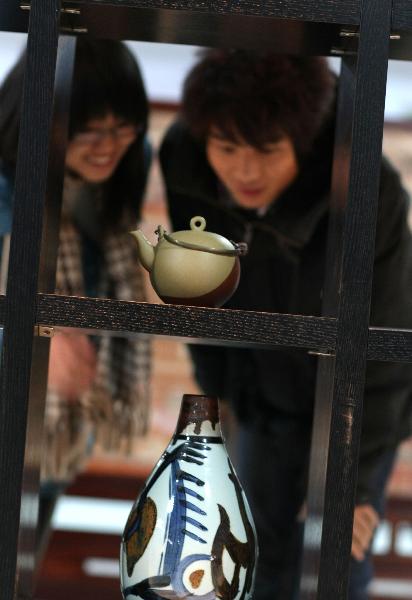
[120,394,258,599]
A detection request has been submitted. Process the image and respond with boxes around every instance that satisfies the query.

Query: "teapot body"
[132,217,246,308]
[152,233,240,308]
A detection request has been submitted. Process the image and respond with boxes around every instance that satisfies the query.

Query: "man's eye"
[218,144,236,154]
[261,145,280,155]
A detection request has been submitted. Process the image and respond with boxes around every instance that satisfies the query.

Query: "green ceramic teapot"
[130,216,247,307]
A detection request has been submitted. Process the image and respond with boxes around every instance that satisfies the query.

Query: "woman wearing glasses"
[0,38,151,559]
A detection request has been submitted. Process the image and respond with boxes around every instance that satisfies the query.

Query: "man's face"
[206,128,299,210]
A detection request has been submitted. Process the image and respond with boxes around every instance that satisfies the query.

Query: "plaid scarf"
[42,182,151,482]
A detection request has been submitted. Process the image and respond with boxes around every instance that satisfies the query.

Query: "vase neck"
[175,394,221,437]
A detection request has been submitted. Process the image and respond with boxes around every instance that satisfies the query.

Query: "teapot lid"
[161,216,247,257]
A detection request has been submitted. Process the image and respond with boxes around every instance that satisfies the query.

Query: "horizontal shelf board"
[4,3,412,58]
[368,327,412,363]
[1,295,411,361]
[393,0,412,31]
[33,296,412,362]
[37,294,336,350]
[7,1,412,33]
[75,0,360,25]
[78,5,343,54]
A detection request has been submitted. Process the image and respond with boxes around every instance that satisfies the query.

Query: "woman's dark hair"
[0,38,149,229]
[182,49,334,156]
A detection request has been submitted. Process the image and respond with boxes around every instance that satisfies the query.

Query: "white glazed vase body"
[120,394,258,599]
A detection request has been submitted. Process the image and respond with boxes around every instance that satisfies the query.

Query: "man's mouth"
[238,187,264,197]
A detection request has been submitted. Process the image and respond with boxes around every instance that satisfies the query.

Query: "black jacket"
[159,118,412,504]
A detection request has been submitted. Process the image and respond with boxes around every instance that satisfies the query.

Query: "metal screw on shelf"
[61,7,81,14]
[339,30,359,38]
[34,325,55,338]
[308,350,334,358]
[60,26,88,33]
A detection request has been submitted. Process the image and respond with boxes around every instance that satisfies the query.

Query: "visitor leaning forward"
[159,50,412,600]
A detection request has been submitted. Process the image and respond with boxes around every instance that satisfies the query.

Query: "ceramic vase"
[120,393,258,599]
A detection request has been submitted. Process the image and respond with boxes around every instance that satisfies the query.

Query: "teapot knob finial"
[190,216,206,231]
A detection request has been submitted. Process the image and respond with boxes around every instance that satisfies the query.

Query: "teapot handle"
[162,231,248,257]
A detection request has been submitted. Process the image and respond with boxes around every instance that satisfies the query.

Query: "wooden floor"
[34,468,148,600]
[33,469,412,600]
[33,110,412,599]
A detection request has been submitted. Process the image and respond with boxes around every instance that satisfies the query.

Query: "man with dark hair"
[159,49,412,599]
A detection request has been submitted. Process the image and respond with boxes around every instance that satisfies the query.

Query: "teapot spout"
[130,229,155,272]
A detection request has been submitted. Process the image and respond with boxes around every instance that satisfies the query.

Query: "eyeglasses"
[72,124,142,146]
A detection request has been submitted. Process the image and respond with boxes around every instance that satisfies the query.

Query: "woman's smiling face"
[65,112,138,183]
[206,128,299,210]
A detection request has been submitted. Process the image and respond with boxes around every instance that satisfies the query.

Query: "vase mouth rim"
[182,394,219,401]
[177,394,220,436]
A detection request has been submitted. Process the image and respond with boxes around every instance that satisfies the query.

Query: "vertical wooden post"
[16,35,76,598]
[301,1,392,598]
[0,1,63,597]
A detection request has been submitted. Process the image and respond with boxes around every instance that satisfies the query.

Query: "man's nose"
[234,150,262,181]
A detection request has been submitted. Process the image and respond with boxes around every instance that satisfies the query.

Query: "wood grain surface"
[73,0,360,24]
[0,1,62,598]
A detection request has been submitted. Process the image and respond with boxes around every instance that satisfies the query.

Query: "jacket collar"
[250,109,335,248]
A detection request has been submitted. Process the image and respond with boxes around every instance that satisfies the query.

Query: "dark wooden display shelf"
[80,0,358,23]
[17,0,362,26]
[38,295,338,350]
[34,295,412,363]
[5,0,412,31]
[1,0,412,599]
[4,1,412,60]
[2,293,412,362]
